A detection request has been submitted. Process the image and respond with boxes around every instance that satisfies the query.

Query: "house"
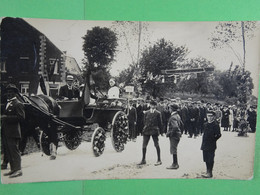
[0,17,81,98]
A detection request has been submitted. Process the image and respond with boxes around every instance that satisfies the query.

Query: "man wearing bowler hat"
[59,75,80,100]
[138,100,163,166]
[1,84,25,178]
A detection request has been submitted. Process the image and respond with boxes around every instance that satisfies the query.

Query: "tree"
[210,21,257,71]
[214,65,254,104]
[111,21,150,66]
[138,38,188,97]
[176,57,215,95]
[140,38,188,77]
[116,64,136,86]
[82,26,118,72]
[82,26,118,90]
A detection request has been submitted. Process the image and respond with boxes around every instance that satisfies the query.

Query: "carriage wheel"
[91,127,106,157]
[39,130,51,156]
[64,131,82,150]
[111,111,129,152]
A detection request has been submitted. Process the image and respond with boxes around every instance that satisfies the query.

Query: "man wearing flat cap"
[138,100,163,166]
[1,84,25,178]
[200,110,221,178]
[166,103,183,169]
[59,75,80,100]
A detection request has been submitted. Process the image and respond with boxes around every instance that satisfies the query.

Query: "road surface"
[1,130,255,184]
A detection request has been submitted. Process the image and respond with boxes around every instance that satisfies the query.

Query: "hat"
[170,103,179,111]
[207,109,216,116]
[129,99,134,104]
[66,75,74,81]
[6,84,19,93]
[150,100,157,106]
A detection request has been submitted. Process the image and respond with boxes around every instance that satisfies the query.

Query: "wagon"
[1,83,130,158]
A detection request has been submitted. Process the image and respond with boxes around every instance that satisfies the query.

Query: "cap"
[66,75,74,81]
[150,100,157,106]
[207,109,216,116]
[170,103,179,111]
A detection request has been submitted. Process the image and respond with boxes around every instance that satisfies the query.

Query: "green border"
[1,0,260,194]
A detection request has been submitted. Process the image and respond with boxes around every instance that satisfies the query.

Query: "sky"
[22,18,260,96]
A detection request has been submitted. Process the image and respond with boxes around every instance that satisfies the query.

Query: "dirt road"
[1,130,255,184]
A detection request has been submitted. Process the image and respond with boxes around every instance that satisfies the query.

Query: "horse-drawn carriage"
[1,83,129,158]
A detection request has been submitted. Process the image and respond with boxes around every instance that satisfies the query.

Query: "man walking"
[201,110,222,178]
[138,100,163,166]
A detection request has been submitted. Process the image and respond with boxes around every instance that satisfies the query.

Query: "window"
[20,81,30,96]
[0,61,6,73]
[20,57,30,73]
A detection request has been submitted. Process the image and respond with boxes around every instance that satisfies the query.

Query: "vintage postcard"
[0,17,259,183]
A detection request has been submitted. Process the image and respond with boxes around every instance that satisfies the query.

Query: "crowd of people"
[0,75,257,179]
[126,96,257,178]
[127,97,257,140]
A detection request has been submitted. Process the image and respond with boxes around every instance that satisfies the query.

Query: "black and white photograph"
[0,17,259,183]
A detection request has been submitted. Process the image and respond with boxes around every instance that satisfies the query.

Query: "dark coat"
[179,106,188,123]
[166,112,183,138]
[143,109,163,135]
[2,98,25,138]
[221,109,230,127]
[187,106,200,123]
[59,85,80,100]
[136,104,144,134]
[128,106,137,128]
[201,121,221,151]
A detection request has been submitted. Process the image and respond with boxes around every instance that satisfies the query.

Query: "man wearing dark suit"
[187,102,200,138]
[201,110,221,178]
[59,75,80,100]
[138,100,163,166]
[1,84,25,178]
[136,98,144,136]
[127,100,137,140]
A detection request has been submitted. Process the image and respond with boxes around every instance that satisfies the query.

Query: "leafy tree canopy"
[82,26,118,71]
[139,38,188,77]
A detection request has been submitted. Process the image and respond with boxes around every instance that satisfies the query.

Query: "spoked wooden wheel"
[39,130,51,156]
[64,131,82,150]
[91,127,106,157]
[111,111,129,152]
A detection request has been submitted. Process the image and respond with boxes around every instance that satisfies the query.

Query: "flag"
[37,76,49,96]
[81,78,90,105]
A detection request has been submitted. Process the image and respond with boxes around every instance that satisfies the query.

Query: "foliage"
[139,38,188,76]
[210,21,257,67]
[116,64,136,86]
[91,68,111,91]
[82,26,118,71]
[210,21,257,48]
[111,21,150,65]
[175,57,215,95]
[82,26,118,90]
[179,57,215,69]
[137,38,188,97]
[215,65,254,104]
